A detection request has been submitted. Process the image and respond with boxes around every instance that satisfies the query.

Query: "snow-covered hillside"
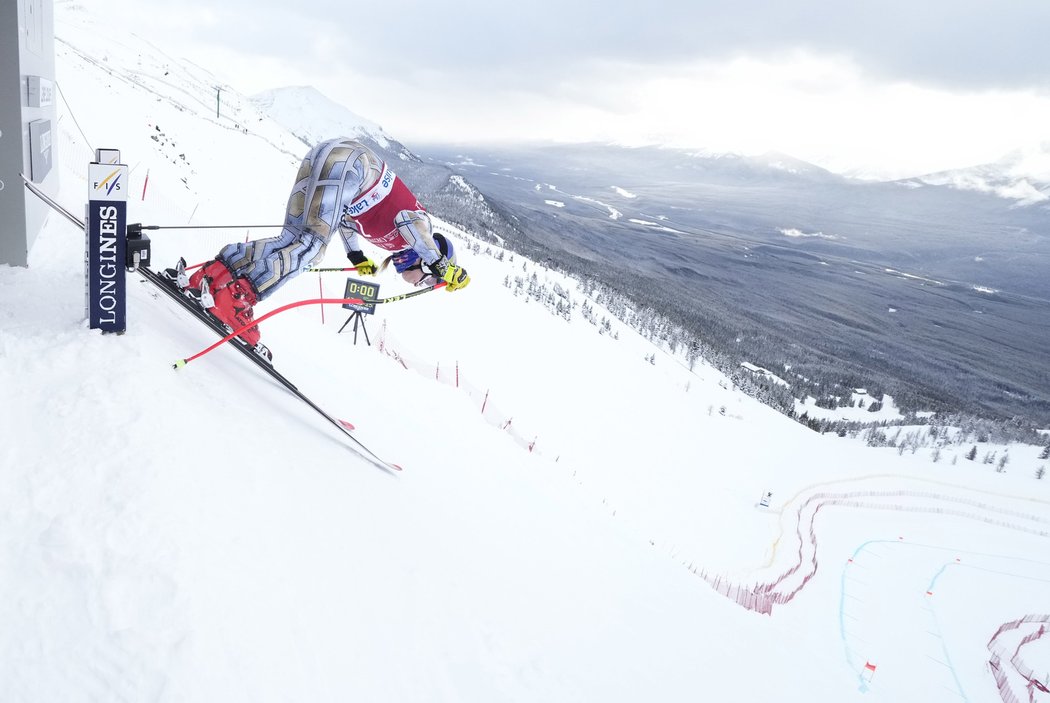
[903,142,1050,206]
[252,86,403,156]
[2,4,1048,701]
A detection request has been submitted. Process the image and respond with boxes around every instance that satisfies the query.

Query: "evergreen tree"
[1040,443,1050,460]
[965,445,977,461]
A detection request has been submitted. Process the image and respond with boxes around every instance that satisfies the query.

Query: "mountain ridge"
[904,142,1050,207]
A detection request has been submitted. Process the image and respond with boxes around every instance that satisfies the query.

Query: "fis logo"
[88,163,128,203]
[93,168,123,196]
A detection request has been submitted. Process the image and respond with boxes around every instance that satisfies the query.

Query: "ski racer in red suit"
[182,138,470,346]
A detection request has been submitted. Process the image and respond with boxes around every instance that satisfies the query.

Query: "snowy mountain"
[902,143,1050,206]
[253,85,417,162]
[2,3,1049,702]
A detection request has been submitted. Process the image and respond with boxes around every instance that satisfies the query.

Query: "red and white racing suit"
[219,138,446,300]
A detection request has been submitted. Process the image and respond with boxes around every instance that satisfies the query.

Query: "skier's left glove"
[428,256,469,291]
[442,263,470,291]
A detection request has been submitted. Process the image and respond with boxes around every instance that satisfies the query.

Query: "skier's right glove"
[348,251,378,276]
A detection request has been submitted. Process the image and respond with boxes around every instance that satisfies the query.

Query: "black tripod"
[337,310,372,346]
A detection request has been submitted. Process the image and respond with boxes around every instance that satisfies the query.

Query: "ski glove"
[347,250,377,276]
[354,258,378,276]
[442,263,470,291]
[428,256,469,291]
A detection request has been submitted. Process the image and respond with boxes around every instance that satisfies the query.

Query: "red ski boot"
[188,260,262,348]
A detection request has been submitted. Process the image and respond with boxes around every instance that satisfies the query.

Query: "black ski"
[139,266,402,474]
[18,178,400,474]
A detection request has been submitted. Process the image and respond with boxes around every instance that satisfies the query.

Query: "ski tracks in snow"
[693,477,1050,701]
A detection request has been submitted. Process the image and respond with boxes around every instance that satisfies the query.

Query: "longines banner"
[87,160,128,333]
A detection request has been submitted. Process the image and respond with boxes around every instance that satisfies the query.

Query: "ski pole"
[305,266,359,273]
[132,224,284,230]
[174,283,447,368]
[360,284,446,304]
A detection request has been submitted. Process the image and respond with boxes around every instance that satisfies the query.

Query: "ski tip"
[173,359,187,370]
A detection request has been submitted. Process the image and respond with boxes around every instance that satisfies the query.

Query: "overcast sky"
[93,0,1050,178]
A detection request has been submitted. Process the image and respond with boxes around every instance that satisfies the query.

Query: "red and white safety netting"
[375,320,546,458]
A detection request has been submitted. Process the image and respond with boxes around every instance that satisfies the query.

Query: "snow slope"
[1,4,1048,701]
[252,85,395,152]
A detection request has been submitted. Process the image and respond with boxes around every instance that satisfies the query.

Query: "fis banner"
[342,277,380,315]
[87,161,128,333]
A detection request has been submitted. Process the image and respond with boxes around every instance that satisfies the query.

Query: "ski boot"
[161,259,274,364]
[187,260,272,354]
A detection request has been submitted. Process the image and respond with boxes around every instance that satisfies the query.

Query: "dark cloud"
[155,0,1050,93]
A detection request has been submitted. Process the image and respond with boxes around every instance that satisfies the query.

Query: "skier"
[176,137,470,347]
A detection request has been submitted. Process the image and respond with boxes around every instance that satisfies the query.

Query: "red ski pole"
[174,283,447,368]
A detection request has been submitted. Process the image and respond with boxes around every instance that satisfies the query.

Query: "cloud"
[87,0,1050,177]
[341,0,1050,94]
[367,51,1050,178]
[107,0,1050,93]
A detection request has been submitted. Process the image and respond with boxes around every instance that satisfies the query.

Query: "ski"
[139,266,401,474]
[20,177,400,474]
